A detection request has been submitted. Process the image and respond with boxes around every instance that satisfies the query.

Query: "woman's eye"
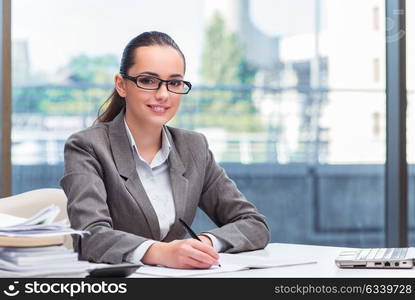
[169,80,182,87]
[138,77,156,85]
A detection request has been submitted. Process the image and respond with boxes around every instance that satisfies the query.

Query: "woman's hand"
[198,234,213,247]
[142,239,219,269]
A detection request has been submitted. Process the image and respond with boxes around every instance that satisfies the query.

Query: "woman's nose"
[155,82,169,101]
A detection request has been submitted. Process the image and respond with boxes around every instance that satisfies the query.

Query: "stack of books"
[0,205,95,277]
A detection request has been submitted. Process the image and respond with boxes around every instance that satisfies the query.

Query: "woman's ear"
[114,74,127,97]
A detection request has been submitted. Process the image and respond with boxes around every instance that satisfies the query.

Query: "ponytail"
[95,89,125,123]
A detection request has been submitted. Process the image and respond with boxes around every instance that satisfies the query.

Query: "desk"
[130,243,415,278]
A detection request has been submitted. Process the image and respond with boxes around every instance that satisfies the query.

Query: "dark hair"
[96,31,186,123]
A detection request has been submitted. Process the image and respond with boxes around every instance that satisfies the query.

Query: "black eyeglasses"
[121,74,192,94]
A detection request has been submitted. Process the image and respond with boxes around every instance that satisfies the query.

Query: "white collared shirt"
[123,119,224,264]
[125,121,176,240]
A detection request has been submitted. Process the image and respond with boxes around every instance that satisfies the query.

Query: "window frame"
[0,0,11,197]
[385,0,408,247]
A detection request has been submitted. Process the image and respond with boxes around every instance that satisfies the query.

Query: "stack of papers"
[0,205,87,238]
[134,253,317,277]
[0,246,94,277]
[0,205,92,277]
[0,205,87,247]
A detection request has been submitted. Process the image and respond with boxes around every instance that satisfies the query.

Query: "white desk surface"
[130,243,415,278]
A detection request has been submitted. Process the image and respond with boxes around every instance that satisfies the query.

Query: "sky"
[12,0,314,84]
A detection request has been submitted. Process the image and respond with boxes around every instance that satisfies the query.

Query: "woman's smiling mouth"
[147,104,169,113]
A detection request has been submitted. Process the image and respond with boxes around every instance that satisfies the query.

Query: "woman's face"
[117,45,185,128]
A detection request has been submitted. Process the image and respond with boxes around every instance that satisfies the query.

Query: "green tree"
[13,54,117,115]
[13,86,111,116]
[67,54,119,84]
[188,12,262,133]
[201,12,256,85]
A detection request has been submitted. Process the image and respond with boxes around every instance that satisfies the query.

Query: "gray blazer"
[60,110,270,264]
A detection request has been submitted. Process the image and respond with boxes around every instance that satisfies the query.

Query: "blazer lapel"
[108,111,161,240]
[163,126,189,242]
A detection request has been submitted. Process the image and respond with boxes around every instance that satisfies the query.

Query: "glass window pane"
[12,0,386,247]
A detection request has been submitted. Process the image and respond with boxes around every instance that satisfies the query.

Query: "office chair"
[0,188,72,248]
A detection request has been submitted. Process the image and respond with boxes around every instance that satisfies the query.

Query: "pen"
[178,218,221,267]
[179,218,201,241]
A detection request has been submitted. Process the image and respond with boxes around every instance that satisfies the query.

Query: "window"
[12,0,387,247]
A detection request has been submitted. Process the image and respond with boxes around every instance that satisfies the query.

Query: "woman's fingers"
[181,240,219,266]
[161,239,220,269]
[186,247,218,265]
[189,239,219,260]
[181,256,213,269]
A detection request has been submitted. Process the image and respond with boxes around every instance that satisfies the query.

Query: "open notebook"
[134,253,316,277]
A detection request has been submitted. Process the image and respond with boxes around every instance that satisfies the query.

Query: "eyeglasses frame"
[121,73,192,95]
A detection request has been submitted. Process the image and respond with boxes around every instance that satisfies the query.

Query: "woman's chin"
[147,116,172,128]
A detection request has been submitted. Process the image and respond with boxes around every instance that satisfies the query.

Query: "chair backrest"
[0,188,72,248]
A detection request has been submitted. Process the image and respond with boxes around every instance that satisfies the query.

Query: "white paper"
[0,229,88,237]
[219,253,316,269]
[135,264,246,277]
[0,205,88,237]
[0,269,88,278]
[17,205,60,226]
[0,205,60,229]
[0,246,73,256]
[0,214,27,228]
[0,260,96,277]
[134,253,317,277]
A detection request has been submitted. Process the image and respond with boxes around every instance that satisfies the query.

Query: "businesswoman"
[61,31,270,269]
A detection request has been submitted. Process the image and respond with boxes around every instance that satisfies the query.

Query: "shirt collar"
[123,118,171,165]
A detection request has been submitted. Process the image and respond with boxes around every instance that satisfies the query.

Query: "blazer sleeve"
[60,131,149,264]
[197,135,271,253]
